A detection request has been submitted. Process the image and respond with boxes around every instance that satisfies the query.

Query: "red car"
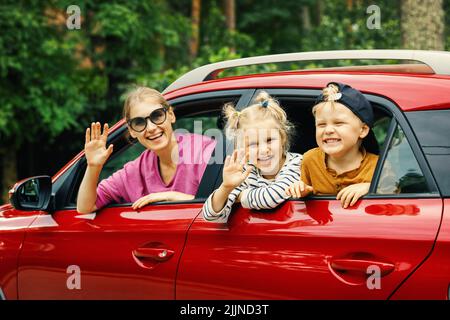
[1,50,450,300]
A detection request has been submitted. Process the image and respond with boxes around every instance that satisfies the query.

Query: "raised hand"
[85,122,114,167]
[222,149,252,190]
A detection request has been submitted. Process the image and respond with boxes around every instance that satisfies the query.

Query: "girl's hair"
[312,83,341,116]
[122,86,171,121]
[223,91,294,153]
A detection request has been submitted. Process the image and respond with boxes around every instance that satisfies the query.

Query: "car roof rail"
[162,50,450,94]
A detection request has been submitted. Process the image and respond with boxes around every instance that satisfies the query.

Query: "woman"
[76,86,216,213]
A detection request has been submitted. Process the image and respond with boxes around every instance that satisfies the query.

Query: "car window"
[98,111,220,184]
[65,94,244,207]
[375,123,430,194]
[406,109,450,197]
[173,115,218,132]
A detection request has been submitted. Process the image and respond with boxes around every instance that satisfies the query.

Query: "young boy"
[286,82,378,208]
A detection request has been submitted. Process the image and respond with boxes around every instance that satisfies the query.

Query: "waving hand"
[85,122,114,168]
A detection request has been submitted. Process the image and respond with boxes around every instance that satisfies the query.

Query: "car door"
[18,204,202,300]
[17,90,251,299]
[0,205,41,300]
[389,109,450,299]
[175,92,443,299]
[16,123,210,299]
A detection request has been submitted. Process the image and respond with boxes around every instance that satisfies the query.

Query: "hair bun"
[322,83,340,102]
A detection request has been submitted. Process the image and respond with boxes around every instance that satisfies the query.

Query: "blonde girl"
[202,91,302,222]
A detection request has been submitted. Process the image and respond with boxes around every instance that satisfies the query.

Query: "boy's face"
[314,102,369,158]
[239,119,286,177]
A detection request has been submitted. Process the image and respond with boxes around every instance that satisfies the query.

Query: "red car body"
[1,51,450,300]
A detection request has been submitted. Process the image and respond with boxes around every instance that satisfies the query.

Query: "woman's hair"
[122,86,171,121]
[312,83,341,116]
[223,91,294,153]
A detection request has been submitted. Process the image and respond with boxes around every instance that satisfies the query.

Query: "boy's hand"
[285,181,313,198]
[336,183,370,208]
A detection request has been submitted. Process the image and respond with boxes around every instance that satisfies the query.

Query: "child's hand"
[222,149,252,190]
[285,181,313,198]
[336,183,370,208]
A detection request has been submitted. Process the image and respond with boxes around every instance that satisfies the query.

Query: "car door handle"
[330,258,395,276]
[133,247,175,262]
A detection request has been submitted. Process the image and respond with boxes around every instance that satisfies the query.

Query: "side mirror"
[9,176,53,211]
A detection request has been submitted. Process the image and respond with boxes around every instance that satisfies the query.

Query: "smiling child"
[286,82,378,208]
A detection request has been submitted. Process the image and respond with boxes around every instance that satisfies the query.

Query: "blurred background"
[0,0,449,203]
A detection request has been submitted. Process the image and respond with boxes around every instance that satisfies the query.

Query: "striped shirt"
[202,152,302,223]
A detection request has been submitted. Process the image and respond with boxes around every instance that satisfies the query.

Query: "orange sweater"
[301,147,378,195]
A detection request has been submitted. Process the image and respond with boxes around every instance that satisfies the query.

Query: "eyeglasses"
[127,107,168,132]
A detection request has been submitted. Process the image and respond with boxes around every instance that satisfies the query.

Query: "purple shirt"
[96,133,216,209]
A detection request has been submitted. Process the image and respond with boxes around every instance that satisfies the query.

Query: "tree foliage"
[0,1,92,147]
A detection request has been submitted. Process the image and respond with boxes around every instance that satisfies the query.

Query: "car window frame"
[52,87,442,212]
[236,88,441,200]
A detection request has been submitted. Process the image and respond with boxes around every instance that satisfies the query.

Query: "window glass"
[406,110,450,197]
[68,95,242,206]
[99,142,145,182]
[376,124,430,194]
[173,115,217,133]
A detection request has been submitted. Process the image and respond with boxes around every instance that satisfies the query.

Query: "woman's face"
[128,100,176,152]
[242,119,286,177]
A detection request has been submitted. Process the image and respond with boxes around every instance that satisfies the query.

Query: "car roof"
[164,71,450,112]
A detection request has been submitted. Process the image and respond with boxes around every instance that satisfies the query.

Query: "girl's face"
[128,100,176,152]
[242,119,286,177]
[314,102,369,158]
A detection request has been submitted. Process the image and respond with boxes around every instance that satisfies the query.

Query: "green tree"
[302,0,402,52]
[0,1,104,202]
[0,0,192,202]
[77,0,191,121]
